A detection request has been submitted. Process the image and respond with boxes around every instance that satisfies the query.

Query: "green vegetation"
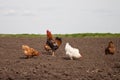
[61,33,120,38]
[0,34,45,38]
[0,33,120,38]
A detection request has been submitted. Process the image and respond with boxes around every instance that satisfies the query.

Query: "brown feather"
[105,41,116,55]
[22,45,40,58]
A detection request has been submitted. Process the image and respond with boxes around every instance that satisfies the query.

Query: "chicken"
[105,41,116,55]
[22,45,40,58]
[46,30,53,40]
[65,43,82,60]
[44,30,62,56]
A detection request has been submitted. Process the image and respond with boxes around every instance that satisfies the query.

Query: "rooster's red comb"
[47,30,50,32]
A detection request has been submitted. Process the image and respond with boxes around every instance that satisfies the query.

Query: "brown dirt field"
[0,37,120,80]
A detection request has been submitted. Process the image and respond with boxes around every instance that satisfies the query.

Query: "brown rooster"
[105,41,116,55]
[22,45,40,58]
[44,30,62,56]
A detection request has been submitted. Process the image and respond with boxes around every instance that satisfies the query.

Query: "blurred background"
[0,0,120,34]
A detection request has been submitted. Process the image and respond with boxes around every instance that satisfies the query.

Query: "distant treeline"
[0,33,120,37]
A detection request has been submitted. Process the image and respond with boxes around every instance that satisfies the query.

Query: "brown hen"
[22,45,40,58]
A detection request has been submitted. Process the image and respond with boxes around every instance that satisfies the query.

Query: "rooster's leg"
[52,51,55,56]
[70,57,73,60]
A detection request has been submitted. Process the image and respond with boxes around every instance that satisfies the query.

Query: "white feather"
[65,43,82,59]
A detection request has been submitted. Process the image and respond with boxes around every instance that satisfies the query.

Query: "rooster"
[65,43,82,60]
[105,41,116,55]
[44,30,62,56]
[22,45,40,58]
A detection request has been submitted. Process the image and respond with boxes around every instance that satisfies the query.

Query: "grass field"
[0,33,120,37]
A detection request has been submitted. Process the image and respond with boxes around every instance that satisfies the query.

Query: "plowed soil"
[0,37,120,80]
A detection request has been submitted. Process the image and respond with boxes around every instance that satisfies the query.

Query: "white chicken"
[65,43,82,60]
